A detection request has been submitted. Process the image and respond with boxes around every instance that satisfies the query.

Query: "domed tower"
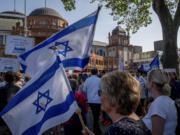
[27,8,68,45]
[108,26,129,46]
[107,26,133,70]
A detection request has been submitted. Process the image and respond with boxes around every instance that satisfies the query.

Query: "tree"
[61,0,180,74]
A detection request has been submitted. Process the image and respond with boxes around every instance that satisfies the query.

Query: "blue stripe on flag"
[20,63,27,73]
[62,57,89,68]
[0,57,61,116]
[22,91,75,135]
[19,14,96,61]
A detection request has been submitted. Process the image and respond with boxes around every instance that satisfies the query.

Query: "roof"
[0,11,25,19]
[112,26,126,35]
[29,8,62,18]
[92,40,108,47]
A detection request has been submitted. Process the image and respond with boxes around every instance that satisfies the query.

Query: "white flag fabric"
[0,56,78,135]
[19,9,100,77]
[118,55,123,72]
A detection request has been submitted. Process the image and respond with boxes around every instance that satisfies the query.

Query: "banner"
[5,35,34,56]
[0,57,18,72]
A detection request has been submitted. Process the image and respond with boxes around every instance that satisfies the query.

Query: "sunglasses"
[98,89,102,96]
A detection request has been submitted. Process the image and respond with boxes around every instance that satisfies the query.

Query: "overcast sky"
[1,0,180,52]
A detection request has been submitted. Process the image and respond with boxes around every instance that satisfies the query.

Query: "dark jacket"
[0,83,20,126]
[170,79,180,100]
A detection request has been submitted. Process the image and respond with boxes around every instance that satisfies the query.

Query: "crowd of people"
[0,68,180,135]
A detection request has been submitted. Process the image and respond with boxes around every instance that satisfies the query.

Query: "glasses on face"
[98,89,102,96]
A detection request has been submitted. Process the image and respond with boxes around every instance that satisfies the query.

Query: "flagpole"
[83,6,101,62]
[76,108,86,129]
[56,51,86,129]
[45,0,46,8]
[14,0,16,11]
[24,0,27,37]
[92,6,102,34]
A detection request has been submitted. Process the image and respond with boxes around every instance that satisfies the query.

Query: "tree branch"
[174,0,180,29]
[152,0,173,30]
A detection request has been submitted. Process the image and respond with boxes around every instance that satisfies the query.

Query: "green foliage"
[61,0,75,11]
[165,0,179,15]
[90,0,153,33]
[61,0,179,33]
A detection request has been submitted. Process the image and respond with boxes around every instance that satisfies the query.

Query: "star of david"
[33,90,53,114]
[49,41,73,57]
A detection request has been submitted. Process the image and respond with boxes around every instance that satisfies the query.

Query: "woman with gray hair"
[143,69,177,135]
[83,71,151,135]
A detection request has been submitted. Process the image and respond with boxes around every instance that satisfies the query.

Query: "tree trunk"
[153,0,179,75]
[161,26,179,75]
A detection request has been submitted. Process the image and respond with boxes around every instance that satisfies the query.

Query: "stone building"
[154,40,164,51]
[12,7,68,45]
[0,8,143,73]
[107,26,142,70]
[0,11,25,57]
[133,51,158,69]
[89,26,142,72]
[91,41,107,57]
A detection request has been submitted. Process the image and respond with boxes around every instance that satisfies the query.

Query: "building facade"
[107,26,142,71]
[0,8,143,73]
[0,11,25,58]
[88,26,142,72]
[12,7,68,45]
[154,40,164,51]
[91,41,107,57]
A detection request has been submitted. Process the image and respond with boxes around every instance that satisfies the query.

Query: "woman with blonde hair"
[143,69,177,135]
[83,71,151,135]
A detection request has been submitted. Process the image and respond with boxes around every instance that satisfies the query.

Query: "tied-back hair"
[148,69,171,96]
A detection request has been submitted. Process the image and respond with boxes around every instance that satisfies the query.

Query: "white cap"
[164,68,176,73]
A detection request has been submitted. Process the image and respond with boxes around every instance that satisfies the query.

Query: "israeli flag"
[0,55,78,135]
[149,55,159,69]
[139,55,159,72]
[118,55,123,72]
[19,8,100,77]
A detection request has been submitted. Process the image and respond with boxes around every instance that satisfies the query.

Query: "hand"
[82,127,95,135]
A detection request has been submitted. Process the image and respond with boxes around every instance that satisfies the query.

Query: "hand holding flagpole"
[76,108,86,130]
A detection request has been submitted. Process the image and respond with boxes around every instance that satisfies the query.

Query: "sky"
[0,0,180,52]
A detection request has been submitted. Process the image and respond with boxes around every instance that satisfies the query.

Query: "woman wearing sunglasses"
[83,71,151,135]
